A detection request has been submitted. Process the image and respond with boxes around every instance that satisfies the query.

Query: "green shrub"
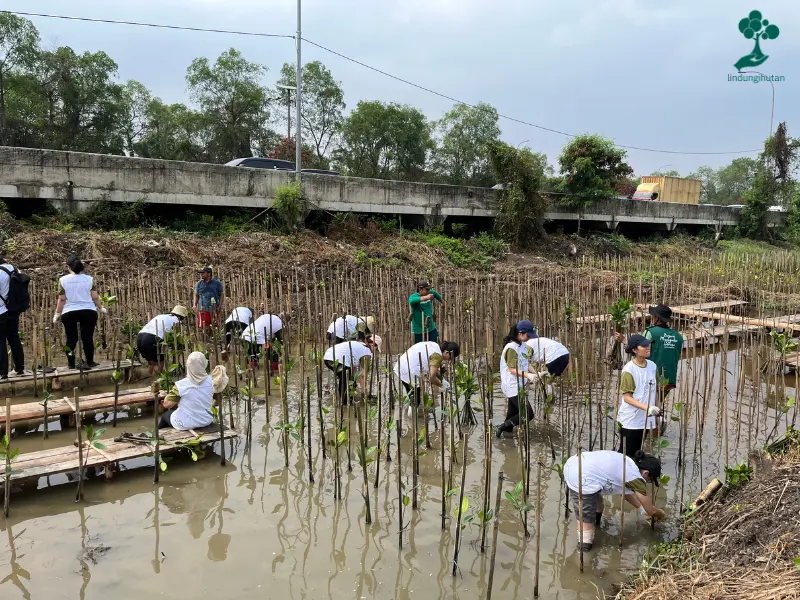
[75,199,147,230]
[413,231,507,270]
[272,181,304,232]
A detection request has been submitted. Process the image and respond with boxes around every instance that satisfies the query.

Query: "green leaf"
[9,448,20,460]
[793,557,800,571]
[160,461,168,472]
[446,488,460,498]
[337,430,347,445]
[659,438,670,449]
[504,491,515,504]
[91,442,107,450]
[190,451,198,461]
[461,496,469,515]
[523,503,535,512]
[670,415,680,422]
[514,480,523,495]
[484,509,494,521]
[659,475,671,485]
[402,495,410,507]
[788,397,796,408]
[290,431,301,441]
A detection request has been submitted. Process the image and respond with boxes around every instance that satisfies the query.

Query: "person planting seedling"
[563,449,665,551]
[221,306,254,360]
[240,313,283,369]
[496,320,540,438]
[393,339,459,415]
[326,315,376,344]
[617,334,661,456]
[136,306,189,375]
[323,334,381,404]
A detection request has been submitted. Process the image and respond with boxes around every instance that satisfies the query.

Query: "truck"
[632,176,701,204]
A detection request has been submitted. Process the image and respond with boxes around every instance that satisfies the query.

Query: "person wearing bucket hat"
[496,320,540,438]
[323,332,380,405]
[326,315,376,344]
[563,449,665,551]
[137,305,189,374]
[409,280,446,344]
[615,303,683,402]
[617,334,661,456]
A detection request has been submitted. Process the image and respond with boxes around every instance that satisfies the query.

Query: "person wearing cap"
[615,303,683,401]
[617,334,662,456]
[393,340,460,411]
[193,267,224,329]
[241,313,284,370]
[137,306,189,374]
[326,315,375,345]
[409,280,445,344]
[323,334,381,405]
[158,351,228,430]
[563,449,665,551]
[496,320,540,438]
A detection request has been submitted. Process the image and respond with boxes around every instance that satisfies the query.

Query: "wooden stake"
[486,471,504,600]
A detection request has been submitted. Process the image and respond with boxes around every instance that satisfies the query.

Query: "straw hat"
[359,315,376,333]
[172,305,189,318]
[212,365,229,394]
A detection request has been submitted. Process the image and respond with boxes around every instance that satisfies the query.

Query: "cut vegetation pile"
[618,433,800,600]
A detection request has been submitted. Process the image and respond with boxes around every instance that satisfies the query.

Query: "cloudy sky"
[4,0,798,175]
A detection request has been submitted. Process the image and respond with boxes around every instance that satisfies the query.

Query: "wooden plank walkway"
[576,300,747,327]
[0,360,137,386]
[575,310,647,326]
[681,323,763,348]
[1,426,237,485]
[6,387,152,426]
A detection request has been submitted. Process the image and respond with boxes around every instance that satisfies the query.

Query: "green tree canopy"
[431,102,501,187]
[556,134,633,206]
[0,12,40,145]
[333,100,432,180]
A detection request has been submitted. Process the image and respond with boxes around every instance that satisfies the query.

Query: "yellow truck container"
[633,176,701,204]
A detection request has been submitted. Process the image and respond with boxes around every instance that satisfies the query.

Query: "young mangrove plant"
[1,427,20,517]
[608,298,633,370]
[504,479,535,536]
[454,362,479,428]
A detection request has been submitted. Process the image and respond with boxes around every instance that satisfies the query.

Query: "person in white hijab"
[159,352,229,430]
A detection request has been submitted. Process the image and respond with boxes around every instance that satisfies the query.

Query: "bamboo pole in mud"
[440,392,448,531]
[619,437,626,547]
[534,458,542,598]
[75,388,84,502]
[112,348,122,427]
[452,432,468,576]
[577,446,584,572]
[4,399,10,517]
[396,387,404,550]
[153,390,160,484]
[306,379,314,485]
[354,402,372,525]
[374,375,382,490]
[486,470,504,600]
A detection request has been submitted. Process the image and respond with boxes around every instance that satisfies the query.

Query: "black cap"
[417,280,430,290]
[648,303,672,322]
[633,451,662,487]
[626,334,651,354]
[198,266,213,275]
[441,341,460,360]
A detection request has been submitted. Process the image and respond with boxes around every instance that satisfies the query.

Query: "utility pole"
[295,0,303,177]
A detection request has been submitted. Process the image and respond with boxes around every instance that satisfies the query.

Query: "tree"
[647,170,680,177]
[120,80,153,155]
[334,100,432,180]
[277,61,345,161]
[734,10,780,72]
[687,166,719,204]
[716,158,759,204]
[556,134,633,206]
[431,102,501,187]
[264,136,329,170]
[186,48,270,163]
[0,14,40,145]
[488,142,548,244]
[135,99,206,162]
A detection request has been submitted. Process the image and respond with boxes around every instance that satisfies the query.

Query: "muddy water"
[1,346,795,600]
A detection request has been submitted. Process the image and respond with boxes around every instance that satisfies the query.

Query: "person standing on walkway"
[496,320,540,438]
[617,334,662,456]
[137,306,189,374]
[615,303,683,401]
[193,267,224,329]
[326,315,376,344]
[409,280,445,343]
[563,449,665,551]
[53,255,106,370]
[0,255,25,379]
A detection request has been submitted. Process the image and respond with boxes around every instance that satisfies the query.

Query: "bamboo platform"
[575,311,646,326]
[0,360,136,386]
[576,300,746,327]
[681,323,763,348]
[1,425,237,485]
[4,387,152,430]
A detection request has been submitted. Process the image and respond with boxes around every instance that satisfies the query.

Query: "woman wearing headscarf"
[53,255,106,369]
[158,352,229,430]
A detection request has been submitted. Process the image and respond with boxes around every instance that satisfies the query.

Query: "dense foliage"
[556,134,634,207]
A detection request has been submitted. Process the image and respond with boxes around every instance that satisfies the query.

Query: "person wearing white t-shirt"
[563,449,665,551]
[0,255,25,379]
[137,305,189,374]
[393,340,460,410]
[496,320,540,438]
[222,306,254,357]
[53,255,105,370]
[617,334,662,457]
[326,315,375,344]
[158,352,229,430]
[323,334,381,404]
[241,313,284,368]
[526,334,570,377]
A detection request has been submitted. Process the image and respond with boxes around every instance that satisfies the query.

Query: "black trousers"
[158,407,176,429]
[0,312,24,376]
[136,332,160,363]
[402,381,423,407]
[325,360,353,404]
[546,354,570,376]
[618,427,646,457]
[503,395,534,427]
[62,310,98,367]
[245,330,284,365]
[224,320,246,346]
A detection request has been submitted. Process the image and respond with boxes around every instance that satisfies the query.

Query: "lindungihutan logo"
[734,10,780,72]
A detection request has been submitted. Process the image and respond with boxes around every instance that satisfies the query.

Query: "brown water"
[1,345,795,600]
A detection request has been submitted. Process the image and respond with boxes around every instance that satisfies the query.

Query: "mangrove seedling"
[504,479,534,535]
[2,432,20,516]
[724,461,753,488]
[454,362,479,428]
[607,298,633,370]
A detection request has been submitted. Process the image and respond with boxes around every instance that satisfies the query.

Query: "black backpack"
[0,265,31,314]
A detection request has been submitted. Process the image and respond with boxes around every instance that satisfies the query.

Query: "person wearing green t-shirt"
[615,303,683,400]
[409,280,446,343]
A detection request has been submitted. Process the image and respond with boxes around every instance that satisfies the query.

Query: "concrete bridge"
[0,146,784,233]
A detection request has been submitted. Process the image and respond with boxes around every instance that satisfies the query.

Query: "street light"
[295,0,302,177]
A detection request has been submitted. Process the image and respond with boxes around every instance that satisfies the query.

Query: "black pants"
[402,381,422,407]
[62,310,98,368]
[224,321,246,346]
[158,407,176,429]
[0,312,24,377]
[503,395,534,428]
[413,328,438,344]
[546,354,570,376]
[325,360,354,404]
[136,332,160,363]
[245,330,283,365]
[618,427,646,457]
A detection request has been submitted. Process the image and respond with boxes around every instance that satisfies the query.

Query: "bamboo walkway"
[4,387,152,430]
[1,425,237,485]
[575,300,748,326]
[0,360,137,386]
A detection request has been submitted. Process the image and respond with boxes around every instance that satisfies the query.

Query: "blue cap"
[517,320,537,337]
[627,334,651,353]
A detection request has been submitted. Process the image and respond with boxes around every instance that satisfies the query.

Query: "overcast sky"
[4,0,798,176]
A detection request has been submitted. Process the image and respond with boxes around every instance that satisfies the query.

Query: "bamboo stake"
[486,471,504,600]
[75,388,84,502]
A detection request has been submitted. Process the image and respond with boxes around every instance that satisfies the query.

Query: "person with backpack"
[53,255,106,370]
[0,254,29,379]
